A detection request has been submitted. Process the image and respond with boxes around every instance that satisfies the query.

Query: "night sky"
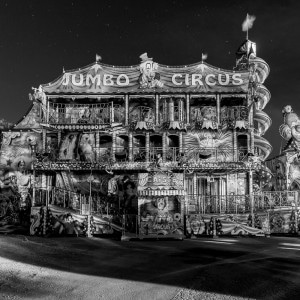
[0,0,299,156]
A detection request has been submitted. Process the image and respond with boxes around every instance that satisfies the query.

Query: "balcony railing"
[253,191,298,210]
[48,103,124,124]
[33,187,83,212]
[47,146,250,164]
[33,187,113,215]
[186,194,251,214]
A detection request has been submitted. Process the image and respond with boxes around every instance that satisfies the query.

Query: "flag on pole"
[242,14,256,39]
[96,54,102,62]
[201,53,208,61]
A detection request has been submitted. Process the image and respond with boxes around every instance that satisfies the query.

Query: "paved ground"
[0,234,300,300]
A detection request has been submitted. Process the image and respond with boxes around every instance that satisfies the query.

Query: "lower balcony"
[33,147,251,171]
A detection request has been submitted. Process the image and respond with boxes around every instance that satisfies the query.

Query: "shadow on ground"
[0,235,300,299]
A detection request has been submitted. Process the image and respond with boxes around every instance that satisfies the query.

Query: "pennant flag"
[242,14,256,37]
[96,54,102,62]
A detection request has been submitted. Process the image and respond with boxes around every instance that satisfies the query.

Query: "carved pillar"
[111,102,114,123]
[163,98,167,122]
[155,94,159,125]
[46,100,50,123]
[95,131,100,161]
[146,133,150,163]
[125,94,129,126]
[233,129,237,161]
[179,132,183,153]
[186,94,190,124]
[249,128,254,153]
[216,94,220,125]
[249,170,254,227]
[58,131,61,147]
[42,129,46,152]
[193,172,197,196]
[169,98,174,122]
[112,132,116,161]
[32,170,36,206]
[129,133,133,162]
[249,95,254,127]
[162,132,167,161]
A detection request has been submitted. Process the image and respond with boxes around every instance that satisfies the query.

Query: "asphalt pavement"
[0,234,300,299]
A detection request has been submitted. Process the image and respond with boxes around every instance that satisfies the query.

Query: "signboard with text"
[42,60,249,94]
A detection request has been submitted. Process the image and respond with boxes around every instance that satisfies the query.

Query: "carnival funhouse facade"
[2,39,294,238]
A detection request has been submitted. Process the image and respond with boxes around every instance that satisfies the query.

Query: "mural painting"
[139,196,184,237]
[185,213,265,236]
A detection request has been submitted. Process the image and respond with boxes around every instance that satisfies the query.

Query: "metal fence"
[91,146,249,164]
[186,194,251,214]
[253,191,298,210]
[48,103,124,124]
[33,187,91,214]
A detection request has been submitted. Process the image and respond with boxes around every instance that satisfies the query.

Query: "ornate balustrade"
[186,194,251,214]
[48,103,124,125]
[253,191,298,210]
[33,187,83,212]
[220,106,249,129]
[33,187,114,215]
[34,146,250,169]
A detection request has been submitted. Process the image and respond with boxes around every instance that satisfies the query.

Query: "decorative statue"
[14,160,33,207]
[279,105,300,145]
[138,53,164,89]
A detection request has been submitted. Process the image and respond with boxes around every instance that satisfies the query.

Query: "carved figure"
[280,105,300,144]
[78,133,95,162]
[138,53,163,89]
[59,134,77,160]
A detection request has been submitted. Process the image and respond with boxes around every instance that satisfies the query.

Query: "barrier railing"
[77,146,250,164]
[253,191,298,210]
[48,103,124,124]
[186,194,251,214]
[33,187,87,213]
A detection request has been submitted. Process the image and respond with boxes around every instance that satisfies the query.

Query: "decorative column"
[146,133,150,163]
[169,98,174,122]
[163,98,167,122]
[111,102,114,123]
[193,172,197,196]
[186,94,190,124]
[249,128,255,154]
[226,173,229,212]
[179,99,184,122]
[249,95,254,127]
[216,94,220,125]
[46,100,50,123]
[155,94,159,125]
[249,170,254,227]
[95,131,100,161]
[179,132,183,153]
[233,129,237,161]
[125,95,129,126]
[112,132,116,161]
[162,132,167,161]
[42,129,46,152]
[129,133,133,162]
[58,131,61,147]
[32,170,36,206]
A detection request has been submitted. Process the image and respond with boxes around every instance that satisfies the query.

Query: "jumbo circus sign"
[42,60,249,94]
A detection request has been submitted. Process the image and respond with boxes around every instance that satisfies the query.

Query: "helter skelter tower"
[235,39,272,176]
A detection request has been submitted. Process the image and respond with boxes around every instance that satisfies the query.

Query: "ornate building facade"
[0,40,275,237]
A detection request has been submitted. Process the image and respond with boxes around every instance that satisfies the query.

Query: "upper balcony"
[35,146,250,171]
[48,102,125,129]
[43,95,250,133]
